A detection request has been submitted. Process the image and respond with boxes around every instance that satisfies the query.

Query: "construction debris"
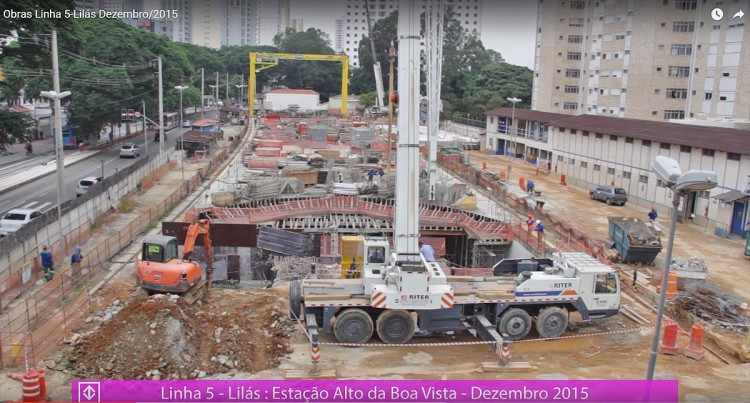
[671,257,709,288]
[58,289,293,379]
[674,284,750,333]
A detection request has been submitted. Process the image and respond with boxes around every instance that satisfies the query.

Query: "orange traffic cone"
[666,272,679,299]
[519,176,526,191]
[659,321,680,355]
[684,324,705,360]
[21,369,42,402]
[560,174,567,186]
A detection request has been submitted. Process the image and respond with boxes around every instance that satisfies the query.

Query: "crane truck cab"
[136,234,203,293]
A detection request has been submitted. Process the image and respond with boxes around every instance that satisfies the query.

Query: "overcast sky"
[290,0,538,69]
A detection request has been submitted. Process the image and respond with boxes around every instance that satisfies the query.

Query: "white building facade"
[486,108,750,236]
[341,0,482,67]
[264,89,320,112]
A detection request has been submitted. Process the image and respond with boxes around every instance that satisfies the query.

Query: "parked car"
[77,176,104,197]
[182,120,192,128]
[119,143,141,158]
[0,208,43,236]
[590,185,628,206]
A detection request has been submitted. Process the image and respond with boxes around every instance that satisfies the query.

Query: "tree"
[358,91,377,109]
[351,11,397,95]
[0,110,34,150]
[271,28,341,101]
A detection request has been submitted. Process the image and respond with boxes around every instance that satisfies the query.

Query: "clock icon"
[711,7,724,21]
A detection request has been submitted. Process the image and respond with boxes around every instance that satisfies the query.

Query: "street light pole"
[142,100,147,156]
[42,30,71,233]
[646,190,681,380]
[174,85,188,181]
[157,57,164,156]
[506,97,521,135]
[201,68,205,118]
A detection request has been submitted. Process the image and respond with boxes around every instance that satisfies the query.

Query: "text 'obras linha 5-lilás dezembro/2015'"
[3,9,178,20]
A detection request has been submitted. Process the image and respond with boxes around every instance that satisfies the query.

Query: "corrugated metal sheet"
[257,227,313,256]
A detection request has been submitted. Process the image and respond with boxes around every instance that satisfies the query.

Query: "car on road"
[77,176,104,197]
[119,143,141,158]
[183,120,192,128]
[0,208,43,236]
[590,185,628,206]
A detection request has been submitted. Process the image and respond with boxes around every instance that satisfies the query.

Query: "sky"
[290,0,538,69]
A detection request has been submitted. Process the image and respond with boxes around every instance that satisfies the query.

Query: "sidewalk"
[467,150,750,302]
[0,138,55,168]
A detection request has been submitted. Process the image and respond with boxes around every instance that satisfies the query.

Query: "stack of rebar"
[674,284,750,333]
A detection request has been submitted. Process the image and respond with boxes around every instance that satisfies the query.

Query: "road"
[0,116,211,215]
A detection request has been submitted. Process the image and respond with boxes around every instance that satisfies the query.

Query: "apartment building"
[532,0,750,122]
[341,0,483,67]
[485,107,750,235]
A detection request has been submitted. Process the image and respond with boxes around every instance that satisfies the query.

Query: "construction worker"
[648,208,658,222]
[70,246,83,279]
[526,213,535,233]
[40,246,55,281]
[527,179,535,195]
[534,220,545,251]
[419,240,436,262]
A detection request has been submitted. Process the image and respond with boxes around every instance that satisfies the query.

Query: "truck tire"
[288,279,302,319]
[376,310,416,344]
[333,308,374,344]
[536,306,569,339]
[498,308,532,341]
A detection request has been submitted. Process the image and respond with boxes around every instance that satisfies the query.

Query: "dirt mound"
[62,289,294,379]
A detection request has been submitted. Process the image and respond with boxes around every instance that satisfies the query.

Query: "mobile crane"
[289,0,621,345]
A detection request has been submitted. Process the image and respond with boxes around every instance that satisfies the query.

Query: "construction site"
[1,1,750,402]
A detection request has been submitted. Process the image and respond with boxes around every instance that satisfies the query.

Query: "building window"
[565,69,581,78]
[642,140,652,146]
[615,34,626,40]
[595,133,603,139]
[570,0,585,9]
[607,167,616,175]
[671,44,692,56]
[673,21,695,32]
[582,131,589,136]
[664,110,685,119]
[558,155,564,162]
[702,149,715,157]
[674,0,697,10]
[563,102,578,110]
[571,129,578,134]
[728,153,741,161]
[568,158,576,165]
[593,164,601,171]
[580,161,588,168]
[639,175,649,184]
[564,85,580,94]
[705,92,712,100]
[625,137,634,144]
[668,66,690,78]
[609,135,618,141]
[666,88,688,99]
[680,145,692,153]
[567,52,582,61]
[622,171,631,179]
[568,35,583,44]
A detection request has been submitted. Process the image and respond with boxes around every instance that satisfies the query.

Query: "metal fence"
[0,137,238,368]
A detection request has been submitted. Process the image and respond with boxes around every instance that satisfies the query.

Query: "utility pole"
[426,0,445,201]
[142,100,147,156]
[201,68,205,118]
[157,57,164,156]
[225,72,229,103]
[175,85,188,181]
[41,30,70,231]
[215,71,219,107]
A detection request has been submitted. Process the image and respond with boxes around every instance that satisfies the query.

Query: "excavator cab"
[141,235,179,263]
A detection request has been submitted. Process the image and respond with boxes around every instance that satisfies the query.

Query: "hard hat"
[536,220,541,224]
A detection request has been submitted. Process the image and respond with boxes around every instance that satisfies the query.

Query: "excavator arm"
[182,220,212,265]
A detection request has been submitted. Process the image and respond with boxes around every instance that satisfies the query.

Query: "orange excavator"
[136,220,212,295]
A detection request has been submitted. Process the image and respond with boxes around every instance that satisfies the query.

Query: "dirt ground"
[4,283,749,402]
[467,151,750,304]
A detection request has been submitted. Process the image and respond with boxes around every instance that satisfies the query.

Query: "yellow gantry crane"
[247,52,349,118]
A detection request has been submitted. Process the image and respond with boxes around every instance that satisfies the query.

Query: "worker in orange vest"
[526,214,535,233]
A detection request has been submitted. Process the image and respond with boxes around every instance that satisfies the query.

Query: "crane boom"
[364,0,385,109]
